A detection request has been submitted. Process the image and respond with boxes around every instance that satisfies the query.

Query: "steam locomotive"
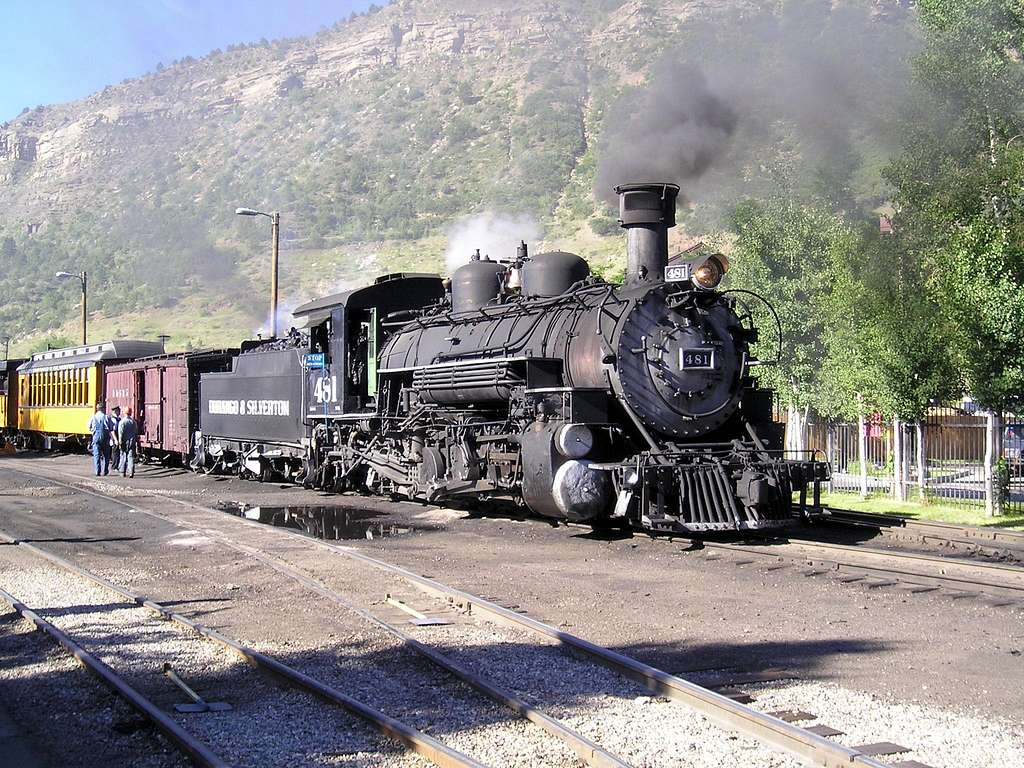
[191,183,828,533]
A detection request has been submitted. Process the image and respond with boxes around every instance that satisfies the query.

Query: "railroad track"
[810,507,1024,561]
[0,531,491,768]
[694,537,1024,604]
[0,582,229,768]
[0,461,940,768]
[555,510,1024,605]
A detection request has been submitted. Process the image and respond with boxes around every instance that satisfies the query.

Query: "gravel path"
[162,501,1024,768]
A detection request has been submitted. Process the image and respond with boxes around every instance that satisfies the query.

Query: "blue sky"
[0,0,380,123]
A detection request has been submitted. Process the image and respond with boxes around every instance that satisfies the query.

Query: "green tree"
[834,230,961,421]
[727,199,857,416]
[885,0,1024,412]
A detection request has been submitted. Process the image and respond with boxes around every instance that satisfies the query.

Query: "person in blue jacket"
[86,403,112,476]
[117,408,139,478]
[109,405,122,471]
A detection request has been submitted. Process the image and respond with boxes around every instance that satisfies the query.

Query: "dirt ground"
[0,451,1021,767]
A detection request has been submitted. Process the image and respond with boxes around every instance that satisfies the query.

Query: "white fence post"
[916,422,927,500]
[985,411,996,516]
[857,396,868,499]
[902,422,911,499]
[892,416,906,501]
[985,411,1006,517]
[826,424,835,494]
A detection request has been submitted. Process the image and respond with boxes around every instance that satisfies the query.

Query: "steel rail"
[0,585,229,768]
[814,508,1024,554]
[0,466,632,768]
[699,539,1024,599]
[216,539,633,768]
[296,542,890,768]
[0,529,490,768]
[3,463,890,768]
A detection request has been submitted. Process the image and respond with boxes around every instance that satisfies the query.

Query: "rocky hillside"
[0,0,912,353]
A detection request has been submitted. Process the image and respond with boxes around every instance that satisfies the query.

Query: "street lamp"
[236,207,281,338]
[55,271,88,345]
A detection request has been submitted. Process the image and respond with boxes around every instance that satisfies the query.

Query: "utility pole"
[270,212,280,339]
[81,271,88,345]
[236,207,282,338]
[56,270,88,345]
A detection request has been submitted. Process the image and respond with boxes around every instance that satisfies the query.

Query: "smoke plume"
[595,2,919,218]
[595,62,738,203]
[444,212,541,273]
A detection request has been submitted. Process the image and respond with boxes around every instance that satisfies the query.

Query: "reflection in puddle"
[216,502,435,540]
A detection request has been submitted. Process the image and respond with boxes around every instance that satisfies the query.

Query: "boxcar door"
[164,365,188,455]
[144,367,163,448]
[132,370,145,443]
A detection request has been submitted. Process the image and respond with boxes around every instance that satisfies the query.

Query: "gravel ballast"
[2,456,1023,768]
[0,550,435,768]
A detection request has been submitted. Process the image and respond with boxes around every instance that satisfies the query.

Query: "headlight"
[692,254,729,290]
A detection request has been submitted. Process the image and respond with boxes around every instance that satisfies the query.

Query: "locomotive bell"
[615,183,680,285]
[451,251,506,313]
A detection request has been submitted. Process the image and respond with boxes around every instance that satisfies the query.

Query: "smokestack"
[615,183,680,285]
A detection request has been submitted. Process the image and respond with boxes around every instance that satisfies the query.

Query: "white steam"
[444,212,541,273]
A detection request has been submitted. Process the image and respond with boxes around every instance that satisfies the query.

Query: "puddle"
[216,502,435,540]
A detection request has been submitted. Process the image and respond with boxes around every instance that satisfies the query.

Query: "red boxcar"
[105,350,237,462]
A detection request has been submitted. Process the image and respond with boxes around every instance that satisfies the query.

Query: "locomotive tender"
[193,183,828,533]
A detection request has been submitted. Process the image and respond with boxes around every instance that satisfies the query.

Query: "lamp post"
[55,271,87,345]
[235,207,281,338]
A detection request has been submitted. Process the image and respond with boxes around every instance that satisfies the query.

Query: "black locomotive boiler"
[193,183,828,533]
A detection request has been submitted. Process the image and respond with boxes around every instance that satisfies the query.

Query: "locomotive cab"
[292,274,446,416]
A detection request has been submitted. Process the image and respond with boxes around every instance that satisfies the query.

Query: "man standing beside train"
[117,408,138,479]
[86,403,113,476]
[109,405,123,472]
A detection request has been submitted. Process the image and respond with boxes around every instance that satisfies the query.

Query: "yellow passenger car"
[16,340,165,446]
[1,358,26,440]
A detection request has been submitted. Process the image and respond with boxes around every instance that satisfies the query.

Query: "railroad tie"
[853,742,911,757]
[805,725,845,737]
[766,710,815,723]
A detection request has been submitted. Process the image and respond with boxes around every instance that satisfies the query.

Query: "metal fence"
[796,404,1023,515]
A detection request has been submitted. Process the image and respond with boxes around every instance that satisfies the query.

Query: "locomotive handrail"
[721,288,783,365]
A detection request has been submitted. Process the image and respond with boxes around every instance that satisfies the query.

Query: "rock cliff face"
[0,0,758,227]
[0,0,912,350]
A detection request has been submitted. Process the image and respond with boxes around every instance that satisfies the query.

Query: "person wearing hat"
[86,403,113,476]
[109,405,123,472]
[117,408,139,478]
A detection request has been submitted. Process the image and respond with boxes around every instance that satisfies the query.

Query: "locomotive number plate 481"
[665,264,692,282]
[679,348,715,370]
